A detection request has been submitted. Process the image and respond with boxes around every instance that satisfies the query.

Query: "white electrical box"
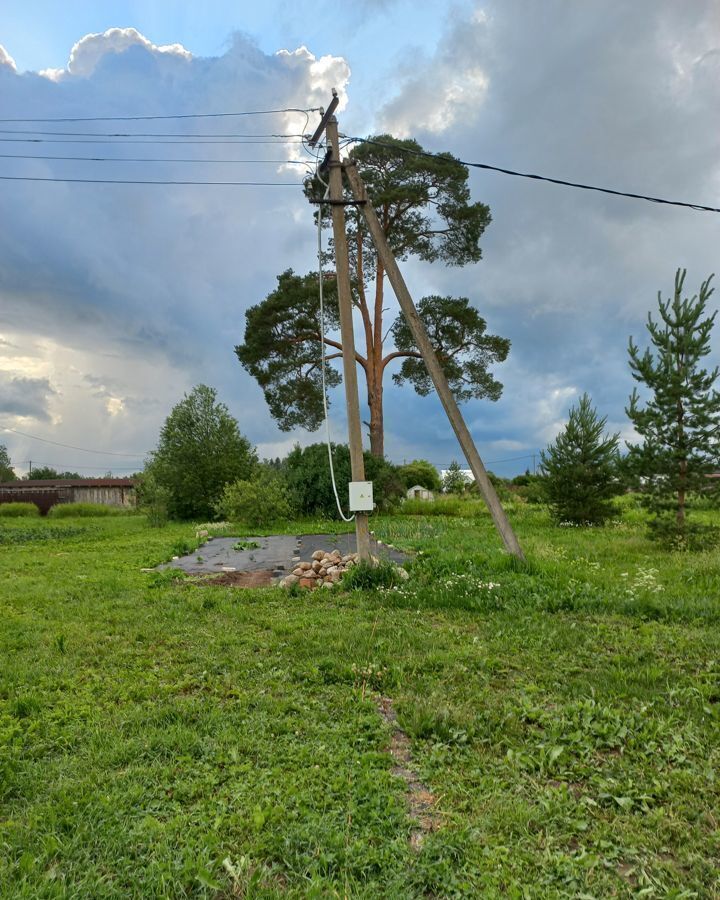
[348,481,374,512]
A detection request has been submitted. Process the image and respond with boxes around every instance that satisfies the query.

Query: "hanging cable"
[316,193,355,523]
[340,135,720,214]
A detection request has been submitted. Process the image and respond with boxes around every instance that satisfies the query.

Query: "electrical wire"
[20,462,140,471]
[0,175,302,186]
[341,135,720,214]
[316,187,355,523]
[2,426,147,457]
[0,129,304,138]
[0,152,313,165]
[0,137,304,145]
[0,107,320,124]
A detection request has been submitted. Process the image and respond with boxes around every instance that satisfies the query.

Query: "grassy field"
[1,501,718,897]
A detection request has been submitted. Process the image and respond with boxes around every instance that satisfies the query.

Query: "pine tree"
[442,460,469,494]
[540,394,620,525]
[626,269,720,543]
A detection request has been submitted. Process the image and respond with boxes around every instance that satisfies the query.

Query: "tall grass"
[400,496,492,517]
[0,502,40,518]
[48,502,127,518]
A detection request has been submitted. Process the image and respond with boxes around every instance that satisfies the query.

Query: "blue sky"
[1,1,718,479]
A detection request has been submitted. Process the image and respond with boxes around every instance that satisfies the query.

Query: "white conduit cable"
[316,202,355,523]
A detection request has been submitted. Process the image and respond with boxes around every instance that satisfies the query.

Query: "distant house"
[406,485,435,501]
[0,478,136,515]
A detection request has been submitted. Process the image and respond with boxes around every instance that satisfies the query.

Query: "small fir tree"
[442,460,469,494]
[540,393,620,525]
[626,269,720,543]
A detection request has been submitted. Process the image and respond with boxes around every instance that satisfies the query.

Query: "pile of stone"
[279,549,364,590]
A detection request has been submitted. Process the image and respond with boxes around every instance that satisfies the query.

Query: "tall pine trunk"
[368,376,384,458]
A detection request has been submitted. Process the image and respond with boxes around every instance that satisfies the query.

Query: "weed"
[343,559,404,590]
[232,540,260,551]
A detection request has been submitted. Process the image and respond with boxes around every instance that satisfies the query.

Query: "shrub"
[0,502,40,518]
[397,459,442,492]
[135,470,170,528]
[216,469,294,527]
[285,443,404,517]
[47,503,124,518]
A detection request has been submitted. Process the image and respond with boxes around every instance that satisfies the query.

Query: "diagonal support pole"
[344,160,525,560]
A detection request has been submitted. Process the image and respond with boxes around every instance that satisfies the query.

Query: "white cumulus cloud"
[0,44,17,72]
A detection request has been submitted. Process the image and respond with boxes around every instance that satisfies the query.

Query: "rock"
[327,565,342,575]
[312,560,322,573]
[329,572,342,583]
[299,577,317,589]
[221,566,236,573]
[299,561,312,572]
[321,581,334,589]
[282,573,300,587]
[396,567,409,581]
[312,550,325,561]
[292,567,305,577]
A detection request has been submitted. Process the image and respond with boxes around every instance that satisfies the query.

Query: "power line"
[19,461,140,471]
[0,129,304,138]
[0,175,302,186]
[2,426,147,457]
[341,135,720,214]
[0,152,312,165]
[0,107,319,124]
[0,137,305,146]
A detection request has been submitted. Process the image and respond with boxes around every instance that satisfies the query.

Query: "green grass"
[0,503,40,518]
[0,506,718,897]
[47,502,129,518]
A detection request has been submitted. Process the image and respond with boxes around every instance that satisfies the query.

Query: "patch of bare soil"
[205,570,275,588]
[378,696,440,851]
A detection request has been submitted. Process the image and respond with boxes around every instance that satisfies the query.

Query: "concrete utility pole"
[344,160,525,561]
[310,104,371,561]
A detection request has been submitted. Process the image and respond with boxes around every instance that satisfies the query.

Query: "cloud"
[0,28,351,472]
[373,0,720,471]
[0,44,17,72]
[0,375,56,421]
[42,27,192,81]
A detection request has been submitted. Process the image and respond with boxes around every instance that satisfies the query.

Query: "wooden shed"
[0,478,136,515]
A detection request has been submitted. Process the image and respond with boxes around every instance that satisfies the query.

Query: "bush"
[47,503,124,518]
[285,443,404,517]
[135,470,170,528]
[510,474,546,504]
[0,502,40,518]
[397,459,442,492]
[216,469,294,527]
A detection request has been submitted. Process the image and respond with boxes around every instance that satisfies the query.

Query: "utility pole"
[309,97,371,561]
[343,159,525,561]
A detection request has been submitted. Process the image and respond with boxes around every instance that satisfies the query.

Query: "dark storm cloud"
[376,0,720,466]
[0,375,55,420]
